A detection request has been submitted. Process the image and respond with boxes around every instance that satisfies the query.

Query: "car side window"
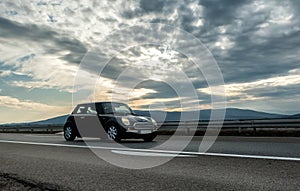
[76,106,87,114]
[87,106,97,114]
[102,103,113,114]
[115,105,129,113]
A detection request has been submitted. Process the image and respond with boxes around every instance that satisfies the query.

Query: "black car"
[63,102,158,142]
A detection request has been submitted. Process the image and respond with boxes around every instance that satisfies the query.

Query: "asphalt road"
[0,133,299,190]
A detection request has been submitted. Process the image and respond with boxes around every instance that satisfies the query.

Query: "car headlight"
[121,117,130,126]
[151,118,157,126]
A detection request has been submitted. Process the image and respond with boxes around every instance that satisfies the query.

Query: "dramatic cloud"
[0,0,299,123]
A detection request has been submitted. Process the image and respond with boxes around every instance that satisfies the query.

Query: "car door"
[73,104,101,138]
[83,104,105,138]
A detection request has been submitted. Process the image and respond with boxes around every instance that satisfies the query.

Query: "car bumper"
[122,131,157,139]
[126,129,158,134]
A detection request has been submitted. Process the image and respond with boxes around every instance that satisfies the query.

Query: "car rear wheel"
[107,124,121,142]
[64,124,76,141]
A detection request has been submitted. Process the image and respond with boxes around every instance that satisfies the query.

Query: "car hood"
[122,115,152,123]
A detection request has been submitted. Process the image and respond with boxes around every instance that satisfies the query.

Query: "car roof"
[76,102,125,107]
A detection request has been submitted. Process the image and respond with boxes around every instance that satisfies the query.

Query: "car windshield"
[101,103,133,115]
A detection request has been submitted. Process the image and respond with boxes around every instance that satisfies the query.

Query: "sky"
[0,0,300,123]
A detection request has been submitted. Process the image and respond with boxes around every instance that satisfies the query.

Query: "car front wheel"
[107,124,122,142]
[64,124,76,141]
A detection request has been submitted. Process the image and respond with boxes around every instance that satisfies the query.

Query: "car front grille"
[133,123,155,129]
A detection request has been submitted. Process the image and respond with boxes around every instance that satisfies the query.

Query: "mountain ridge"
[1,108,296,126]
[288,113,300,119]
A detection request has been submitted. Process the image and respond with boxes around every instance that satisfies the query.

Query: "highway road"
[0,133,299,190]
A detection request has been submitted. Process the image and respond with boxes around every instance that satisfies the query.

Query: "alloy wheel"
[107,126,118,140]
[64,126,72,139]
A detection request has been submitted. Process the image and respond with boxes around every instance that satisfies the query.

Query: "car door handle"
[80,116,85,119]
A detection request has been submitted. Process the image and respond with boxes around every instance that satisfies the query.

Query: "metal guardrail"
[159,118,300,128]
[158,118,300,135]
[0,118,299,135]
[0,124,63,133]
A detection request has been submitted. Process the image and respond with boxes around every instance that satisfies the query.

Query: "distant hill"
[1,115,69,126]
[135,108,288,122]
[223,108,288,120]
[288,113,300,119]
[0,108,293,126]
[31,115,69,125]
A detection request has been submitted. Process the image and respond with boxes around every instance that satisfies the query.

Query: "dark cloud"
[221,30,300,84]
[120,0,299,86]
[289,0,300,18]
[245,84,300,98]
[130,80,178,100]
[200,0,251,26]
[128,79,212,107]
[168,1,300,86]
[0,17,87,64]
[140,0,165,13]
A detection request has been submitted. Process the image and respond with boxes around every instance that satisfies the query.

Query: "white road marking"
[81,137,102,140]
[23,135,101,140]
[0,139,300,161]
[111,150,194,157]
[23,135,62,138]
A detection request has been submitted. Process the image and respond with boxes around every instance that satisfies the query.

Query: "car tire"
[106,123,122,142]
[64,123,76,141]
[143,132,157,142]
